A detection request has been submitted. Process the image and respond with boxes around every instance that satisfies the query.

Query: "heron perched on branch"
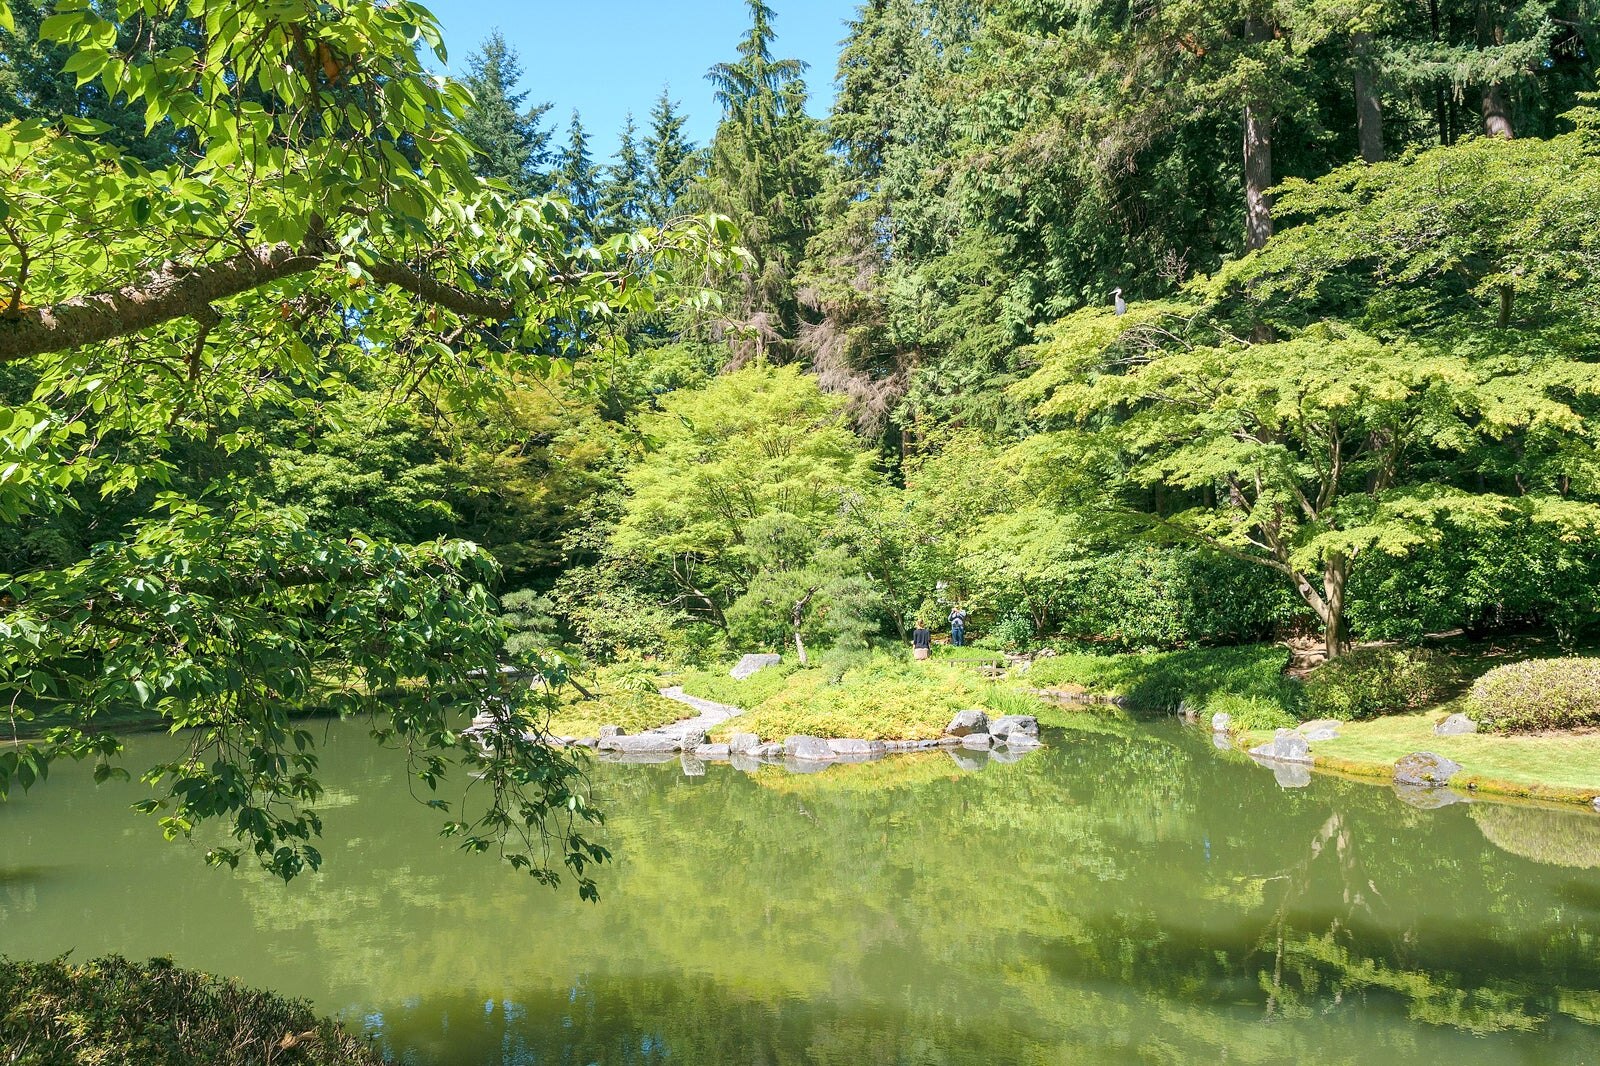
[1112,287,1127,316]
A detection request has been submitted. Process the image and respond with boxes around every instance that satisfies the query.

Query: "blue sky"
[426,1,859,162]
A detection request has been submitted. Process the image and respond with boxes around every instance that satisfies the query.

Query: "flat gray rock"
[961,733,994,750]
[599,725,624,740]
[609,733,682,755]
[727,732,761,754]
[1250,729,1312,765]
[1299,724,1341,742]
[935,736,963,748]
[827,738,887,756]
[572,737,599,749]
[752,743,786,759]
[1211,712,1232,733]
[694,744,731,760]
[730,653,782,680]
[785,735,835,762]
[1434,713,1478,736]
[1394,751,1464,788]
[989,715,1038,738]
[945,710,989,737]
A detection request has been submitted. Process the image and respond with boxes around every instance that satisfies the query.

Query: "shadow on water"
[2,717,1598,1064]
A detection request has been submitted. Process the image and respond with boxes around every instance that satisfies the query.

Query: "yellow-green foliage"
[1026,645,1300,728]
[694,655,1004,741]
[1471,803,1600,870]
[543,669,686,737]
[1469,657,1600,732]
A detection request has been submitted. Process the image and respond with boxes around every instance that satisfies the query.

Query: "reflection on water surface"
[3,716,1598,1064]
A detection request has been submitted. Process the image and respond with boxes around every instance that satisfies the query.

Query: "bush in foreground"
[1469,658,1600,733]
[1302,646,1460,721]
[0,955,382,1065]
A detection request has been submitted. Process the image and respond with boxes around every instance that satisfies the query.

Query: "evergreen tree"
[600,112,648,234]
[642,89,697,224]
[700,0,827,360]
[556,110,603,240]
[459,30,553,197]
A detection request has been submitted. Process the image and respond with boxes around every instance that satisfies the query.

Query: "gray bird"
[1112,287,1127,316]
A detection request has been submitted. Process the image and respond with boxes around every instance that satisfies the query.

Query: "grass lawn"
[1307,712,1600,798]
[543,669,688,737]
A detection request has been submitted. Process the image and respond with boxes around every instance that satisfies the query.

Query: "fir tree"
[459,30,553,197]
[556,110,603,240]
[642,89,697,224]
[600,112,648,234]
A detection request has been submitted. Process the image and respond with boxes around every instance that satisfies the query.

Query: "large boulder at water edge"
[730,654,782,680]
[785,736,835,762]
[945,710,990,737]
[727,732,761,754]
[1393,751,1464,788]
[694,744,731,760]
[609,733,682,755]
[989,715,1038,738]
[1434,713,1478,736]
[599,724,624,740]
[1249,729,1312,764]
[1211,712,1232,733]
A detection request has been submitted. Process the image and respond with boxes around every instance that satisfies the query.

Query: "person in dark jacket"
[948,606,969,648]
[911,621,932,661]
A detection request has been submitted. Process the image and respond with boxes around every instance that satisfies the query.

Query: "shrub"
[0,955,382,1065]
[1468,657,1600,733]
[1025,644,1301,719]
[984,613,1036,652]
[1302,647,1459,721]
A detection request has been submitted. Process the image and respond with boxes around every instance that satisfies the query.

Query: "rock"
[1593,796,1600,814]
[609,733,682,755]
[1211,712,1232,733]
[827,738,886,757]
[989,715,1039,738]
[694,744,731,760]
[730,653,783,680]
[785,735,836,762]
[572,737,599,749]
[1271,763,1312,789]
[1249,729,1312,765]
[599,725,624,740]
[1394,751,1463,788]
[961,733,994,750]
[945,709,990,737]
[935,736,963,748]
[1434,713,1478,737]
[1298,719,1342,742]
[752,743,786,759]
[680,756,707,777]
[727,732,762,754]
[916,739,941,750]
[676,729,709,750]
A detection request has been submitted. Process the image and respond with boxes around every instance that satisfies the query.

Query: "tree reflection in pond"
[1,717,1596,1064]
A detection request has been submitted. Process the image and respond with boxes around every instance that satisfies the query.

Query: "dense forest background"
[4,0,1599,672]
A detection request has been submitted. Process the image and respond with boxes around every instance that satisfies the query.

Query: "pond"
[3,715,1599,1064]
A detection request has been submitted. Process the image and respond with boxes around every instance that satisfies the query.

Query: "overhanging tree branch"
[0,242,518,364]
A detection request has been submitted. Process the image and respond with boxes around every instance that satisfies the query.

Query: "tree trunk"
[1321,554,1349,660]
[1243,102,1274,250]
[790,587,817,667]
[1429,0,1451,145]
[1242,19,1276,252]
[1351,32,1384,163]
[1478,2,1514,139]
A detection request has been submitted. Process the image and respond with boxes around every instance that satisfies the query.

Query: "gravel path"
[652,686,745,738]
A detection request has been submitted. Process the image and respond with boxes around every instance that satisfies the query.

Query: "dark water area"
[3,715,1599,1064]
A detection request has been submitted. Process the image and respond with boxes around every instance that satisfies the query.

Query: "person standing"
[911,620,932,661]
[948,605,969,648]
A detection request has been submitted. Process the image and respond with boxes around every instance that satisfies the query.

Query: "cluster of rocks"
[521,708,1046,777]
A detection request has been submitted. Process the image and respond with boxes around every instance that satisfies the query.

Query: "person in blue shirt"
[948,606,969,648]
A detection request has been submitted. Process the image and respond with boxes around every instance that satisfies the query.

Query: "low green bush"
[1469,657,1600,733]
[1302,647,1460,721]
[0,955,382,1065]
[1025,644,1301,720]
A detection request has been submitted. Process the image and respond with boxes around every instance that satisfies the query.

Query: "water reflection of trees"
[9,721,1599,1064]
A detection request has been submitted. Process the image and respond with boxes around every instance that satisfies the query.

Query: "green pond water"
[4,715,1600,1064]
